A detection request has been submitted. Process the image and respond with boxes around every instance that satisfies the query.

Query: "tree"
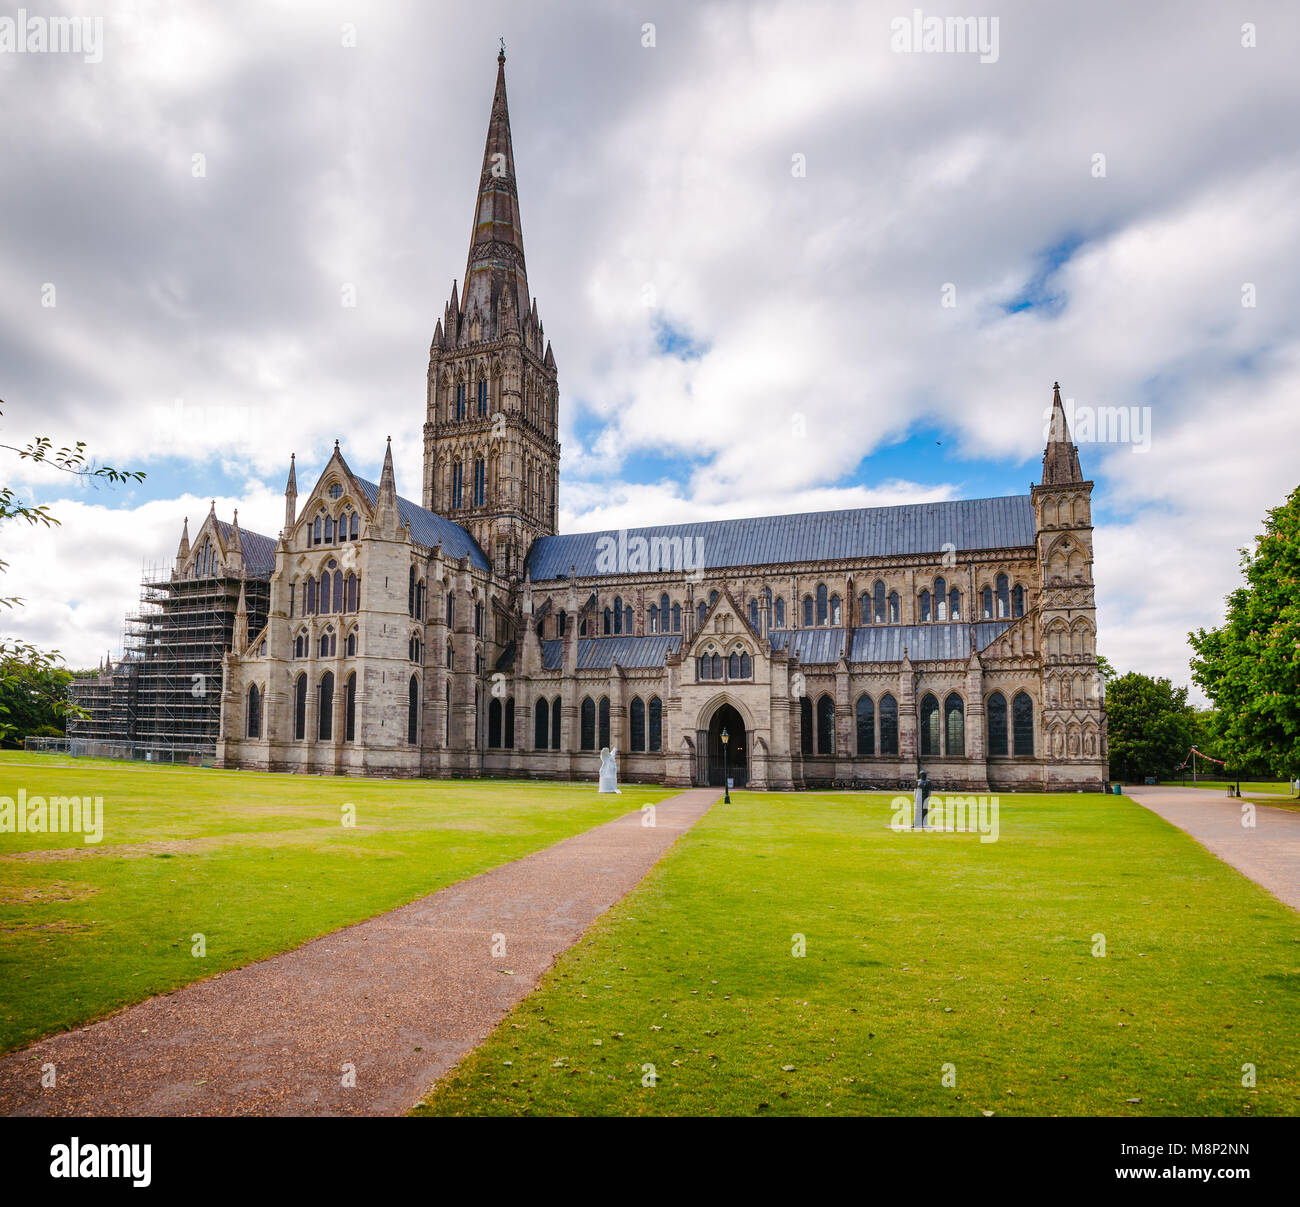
[0,403,144,742]
[1105,671,1196,783]
[1190,485,1300,781]
[0,662,74,748]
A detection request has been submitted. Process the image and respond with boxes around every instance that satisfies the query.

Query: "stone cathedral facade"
[210,52,1108,791]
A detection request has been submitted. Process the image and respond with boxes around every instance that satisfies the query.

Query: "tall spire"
[461,48,530,337]
[226,508,244,575]
[232,574,248,653]
[1041,382,1084,485]
[376,436,401,536]
[284,452,297,533]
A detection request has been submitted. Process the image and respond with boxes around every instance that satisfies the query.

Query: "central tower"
[422,49,560,578]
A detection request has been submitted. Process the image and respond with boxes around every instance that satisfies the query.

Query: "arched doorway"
[706,703,747,788]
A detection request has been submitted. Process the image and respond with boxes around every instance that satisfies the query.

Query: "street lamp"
[721,727,731,803]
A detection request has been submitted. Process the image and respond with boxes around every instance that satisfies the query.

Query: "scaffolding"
[67,562,269,757]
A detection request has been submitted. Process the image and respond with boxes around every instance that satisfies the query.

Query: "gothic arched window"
[345,672,356,742]
[982,587,994,620]
[1013,691,1035,755]
[294,673,307,740]
[452,461,464,509]
[1013,585,1025,618]
[581,697,596,750]
[997,573,1010,618]
[830,593,842,625]
[987,692,1008,756]
[879,693,899,755]
[935,577,947,621]
[598,697,611,749]
[534,698,549,750]
[856,694,874,755]
[949,588,961,620]
[874,580,886,624]
[889,592,900,623]
[318,671,335,741]
[407,674,419,744]
[648,697,662,751]
[613,596,623,635]
[551,697,562,750]
[672,603,682,632]
[800,696,813,756]
[816,584,828,626]
[774,597,785,628]
[648,604,659,633]
[816,694,834,755]
[630,696,645,752]
[944,693,965,756]
[488,698,502,748]
[246,684,261,739]
[920,694,940,756]
[803,595,814,628]
[919,590,931,623]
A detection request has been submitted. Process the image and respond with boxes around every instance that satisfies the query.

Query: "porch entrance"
[702,703,747,788]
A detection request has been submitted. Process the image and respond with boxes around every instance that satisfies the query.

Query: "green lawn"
[1160,779,1296,796]
[0,753,666,1054]
[417,790,1300,1117]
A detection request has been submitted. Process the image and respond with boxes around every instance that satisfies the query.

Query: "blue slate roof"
[766,621,1015,664]
[215,520,277,578]
[525,495,1035,580]
[530,622,1014,672]
[765,627,848,663]
[354,477,489,569]
[849,621,1013,662]
[540,635,682,671]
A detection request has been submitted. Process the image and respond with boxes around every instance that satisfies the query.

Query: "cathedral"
[84,51,1110,791]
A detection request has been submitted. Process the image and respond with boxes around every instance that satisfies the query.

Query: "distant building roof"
[354,477,490,569]
[214,520,277,578]
[525,495,1035,580]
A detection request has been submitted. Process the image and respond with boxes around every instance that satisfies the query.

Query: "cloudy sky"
[3,0,1298,701]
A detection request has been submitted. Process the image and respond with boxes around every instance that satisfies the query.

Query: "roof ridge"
[535,492,1032,544]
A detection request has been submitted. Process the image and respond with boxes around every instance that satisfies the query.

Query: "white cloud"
[2,0,1299,705]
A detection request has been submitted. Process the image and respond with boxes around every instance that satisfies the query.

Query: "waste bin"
[1112,782,1122,795]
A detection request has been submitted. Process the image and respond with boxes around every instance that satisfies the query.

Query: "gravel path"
[1128,785,1300,911]
[0,788,719,1116]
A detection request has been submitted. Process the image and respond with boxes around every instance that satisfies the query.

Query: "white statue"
[598,746,621,793]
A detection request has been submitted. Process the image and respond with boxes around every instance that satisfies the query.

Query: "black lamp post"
[721,727,731,803]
